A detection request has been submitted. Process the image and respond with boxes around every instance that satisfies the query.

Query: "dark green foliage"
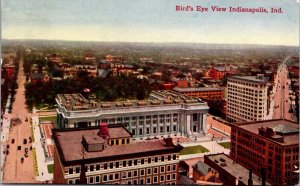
[25,75,151,108]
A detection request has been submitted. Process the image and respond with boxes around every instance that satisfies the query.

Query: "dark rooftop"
[205,153,271,185]
[236,119,299,146]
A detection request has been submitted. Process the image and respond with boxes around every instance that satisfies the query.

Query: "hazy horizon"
[2,0,299,46]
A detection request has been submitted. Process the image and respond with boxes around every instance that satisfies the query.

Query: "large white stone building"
[226,75,269,123]
[55,90,209,140]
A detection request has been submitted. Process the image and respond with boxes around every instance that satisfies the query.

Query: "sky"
[1,0,299,46]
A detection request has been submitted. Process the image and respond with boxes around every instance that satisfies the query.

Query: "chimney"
[248,170,253,186]
[98,123,110,139]
[164,137,174,147]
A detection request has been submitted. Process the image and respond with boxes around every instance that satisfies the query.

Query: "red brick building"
[173,87,224,101]
[230,119,299,186]
[53,124,183,184]
[206,66,233,80]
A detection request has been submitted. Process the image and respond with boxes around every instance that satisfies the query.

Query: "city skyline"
[2,0,299,46]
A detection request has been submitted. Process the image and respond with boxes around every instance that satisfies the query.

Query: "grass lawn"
[179,145,209,155]
[218,142,231,149]
[47,164,54,174]
[39,116,56,124]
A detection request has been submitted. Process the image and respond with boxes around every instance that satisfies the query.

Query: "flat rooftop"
[237,119,299,146]
[205,153,270,185]
[228,76,268,84]
[173,87,224,92]
[54,127,181,162]
[56,90,206,111]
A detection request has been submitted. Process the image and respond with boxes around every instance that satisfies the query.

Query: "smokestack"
[248,170,253,186]
[98,123,110,139]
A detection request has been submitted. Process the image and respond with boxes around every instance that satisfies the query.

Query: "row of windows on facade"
[227,113,263,121]
[228,81,265,88]
[227,87,265,95]
[228,85,265,93]
[227,102,265,112]
[67,156,178,174]
[94,118,179,126]
[227,93,265,102]
[95,114,179,123]
[131,125,177,136]
[227,105,264,116]
[228,96,265,105]
[68,173,177,185]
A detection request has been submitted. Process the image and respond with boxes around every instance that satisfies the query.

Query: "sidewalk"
[31,116,53,182]
[0,95,12,182]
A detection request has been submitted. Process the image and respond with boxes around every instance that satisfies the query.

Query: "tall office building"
[226,75,269,123]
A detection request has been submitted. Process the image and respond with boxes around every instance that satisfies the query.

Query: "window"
[126,139,130,144]
[153,176,158,183]
[89,177,94,184]
[116,140,119,145]
[76,167,80,173]
[153,127,157,133]
[148,158,152,164]
[128,160,132,166]
[69,168,73,174]
[132,129,136,135]
[154,167,158,174]
[133,180,138,185]
[161,156,165,162]
[68,180,73,184]
[96,164,100,171]
[75,179,80,184]
[147,177,151,184]
[140,169,145,176]
[172,173,176,180]
[95,176,100,183]
[167,165,171,172]
[128,180,132,185]
[168,155,171,161]
[141,159,145,164]
[134,159,138,165]
[122,172,126,178]
[104,163,108,169]
[128,171,132,178]
[110,163,114,169]
[111,140,114,145]
[123,161,126,167]
[109,174,113,181]
[161,166,165,173]
[147,168,151,175]
[167,174,171,181]
[103,175,107,182]
[134,170,138,177]
[115,173,119,180]
[155,157,158,163]
[172,164,177,171]
[89,165,94,171]
[146,128,150,134]
[160,126,164,133]
[116,162,119,168]
[160,175,165,182]
[173,126,176,131]
[139,129,143,135]
[140,179,144,185]
[173,154,177,160]
[167,126,170,132]
[122,139,125,144]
